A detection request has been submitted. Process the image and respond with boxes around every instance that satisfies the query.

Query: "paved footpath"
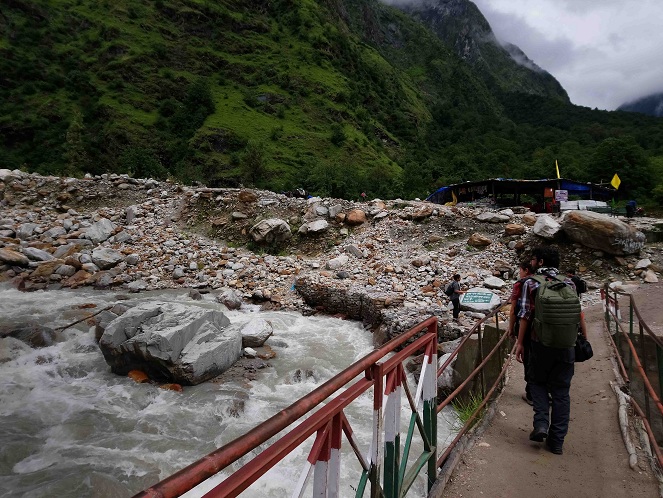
[441,285,662,498]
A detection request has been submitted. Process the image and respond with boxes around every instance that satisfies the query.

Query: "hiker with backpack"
[515,246,580,455]
[445,274,466,323]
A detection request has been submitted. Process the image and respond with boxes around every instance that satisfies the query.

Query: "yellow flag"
[611,173,621,189]
[555,160,561,179]
[445,190,458,206]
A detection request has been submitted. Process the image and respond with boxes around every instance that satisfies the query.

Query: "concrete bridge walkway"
[439,285,662,498]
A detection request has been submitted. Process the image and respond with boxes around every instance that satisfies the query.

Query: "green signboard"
[462,292,493,304]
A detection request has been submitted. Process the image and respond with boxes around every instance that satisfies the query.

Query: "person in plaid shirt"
[515,246,576,455]
[508,261,533,404]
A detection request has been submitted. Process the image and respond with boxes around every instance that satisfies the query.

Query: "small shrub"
[330,123,346,146]
[270,125,284,141]
[451,391,486,429]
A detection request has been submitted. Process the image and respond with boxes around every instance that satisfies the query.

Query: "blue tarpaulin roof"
[425,178,613,204]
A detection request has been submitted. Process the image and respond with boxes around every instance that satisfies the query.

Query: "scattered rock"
[241,318,274,348]
[468,233,492,247]
[85,218,116,244]
[0,248,30,266]
[217,289,243,310]
[477,212,510,223]
[249,218,292,244]
[128,370,150,383]
[346,209,367,225]
[643,270,659,283]
[0,322,57,348]
[504,224,526,236]
[533,215,562,240]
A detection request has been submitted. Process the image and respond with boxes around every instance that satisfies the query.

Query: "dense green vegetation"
[1,0,662,206]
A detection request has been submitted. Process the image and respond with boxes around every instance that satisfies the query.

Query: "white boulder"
[99,302,239,385]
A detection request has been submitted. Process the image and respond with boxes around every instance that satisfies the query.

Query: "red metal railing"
[603,285,663,470]
[136,306,513,498]
[136,317,440,498]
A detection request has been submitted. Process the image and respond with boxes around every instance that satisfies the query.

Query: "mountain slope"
[618,92,663,118]
[0,0,504,198]
[398,0,569,102]
[1,0,662,203]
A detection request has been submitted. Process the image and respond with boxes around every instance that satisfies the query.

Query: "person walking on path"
[508,261,533,405]
[449,274,465,323]
[515,246,578,455]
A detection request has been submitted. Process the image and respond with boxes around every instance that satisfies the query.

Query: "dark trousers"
[522,332,531,399]
[527,341,575,446]
[451,298,460,319]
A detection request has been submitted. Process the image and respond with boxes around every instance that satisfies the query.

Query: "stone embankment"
[1,168,662,343]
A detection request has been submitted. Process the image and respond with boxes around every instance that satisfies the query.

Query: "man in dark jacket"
[449,273,465,323]
[515,246,576,455]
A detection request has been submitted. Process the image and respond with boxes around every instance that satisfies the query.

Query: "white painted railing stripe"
[291,462,313,498]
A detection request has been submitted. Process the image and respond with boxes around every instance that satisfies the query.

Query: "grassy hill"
[1,0,663,205]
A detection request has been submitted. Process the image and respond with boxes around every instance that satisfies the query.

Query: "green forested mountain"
[1,0,662,203]
[399,0,569,103]
[618,93,663,118]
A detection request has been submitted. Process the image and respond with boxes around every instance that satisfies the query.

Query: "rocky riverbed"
[1,168,662,344]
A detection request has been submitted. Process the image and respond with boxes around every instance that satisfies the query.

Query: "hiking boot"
[546,438,563,455]
[521,393,533,406]
[529,426,548,442]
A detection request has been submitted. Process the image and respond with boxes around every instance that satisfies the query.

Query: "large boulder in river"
[0,322,57,348]
[99,302,240,385]
[241,318,274,347]
[561,211,645,256]
[216,289,243,310]
[249,218,291,244]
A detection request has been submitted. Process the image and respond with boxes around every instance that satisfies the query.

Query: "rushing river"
[0,284,459,497]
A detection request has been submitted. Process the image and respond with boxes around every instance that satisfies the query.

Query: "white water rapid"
[0,284,459,497]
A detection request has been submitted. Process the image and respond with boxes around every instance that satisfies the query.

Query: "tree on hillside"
[62,109,88,177]
[241,141,267,186]
[120,147,167,180]
[586,136,653,200]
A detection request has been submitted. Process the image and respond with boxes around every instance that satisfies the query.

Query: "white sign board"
[554,190,568,202]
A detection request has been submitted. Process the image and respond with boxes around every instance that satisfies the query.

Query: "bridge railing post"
[383,368,402,498]
[424,332,438,492]
[370,363,383,498]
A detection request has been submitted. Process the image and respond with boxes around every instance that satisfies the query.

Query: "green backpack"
[531,274,581,348]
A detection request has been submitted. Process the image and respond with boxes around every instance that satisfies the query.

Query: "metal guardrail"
[135,306,512,498]
[602,285,663,469]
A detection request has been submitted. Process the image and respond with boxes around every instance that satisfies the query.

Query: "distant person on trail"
[360,192,366,201]
[508,261,534,405]
[449,274,465,323]
[626,200,637,218]
[516,246,578,455]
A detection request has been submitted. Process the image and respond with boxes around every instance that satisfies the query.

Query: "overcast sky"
[471,0,663,110]
[382,0,663,111]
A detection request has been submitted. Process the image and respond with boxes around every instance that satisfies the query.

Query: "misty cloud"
[380,0,427,5]
[377,0,663,109]
[472,0,663,110]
